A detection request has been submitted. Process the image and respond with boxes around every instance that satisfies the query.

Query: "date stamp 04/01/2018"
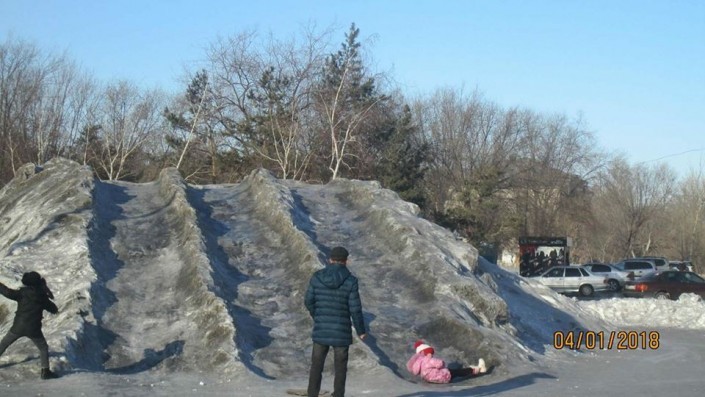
[553,330,660,350]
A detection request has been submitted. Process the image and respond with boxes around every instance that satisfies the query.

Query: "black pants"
[0,331,50,369]
[449,367,476,379]
[307,342,349,397]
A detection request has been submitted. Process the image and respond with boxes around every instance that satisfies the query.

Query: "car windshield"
[684,273,705,283]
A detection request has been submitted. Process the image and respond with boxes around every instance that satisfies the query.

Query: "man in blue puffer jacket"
[305,246,367,397]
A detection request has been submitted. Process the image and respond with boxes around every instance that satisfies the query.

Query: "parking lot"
[567,290,624,301]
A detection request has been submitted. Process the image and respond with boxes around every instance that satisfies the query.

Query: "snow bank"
[577,294,705,330]
[9,160,693,389]
[0,158,96,380]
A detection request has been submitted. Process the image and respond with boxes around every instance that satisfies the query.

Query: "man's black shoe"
[40,368,59,379]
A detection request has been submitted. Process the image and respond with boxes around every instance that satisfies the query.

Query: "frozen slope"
[80,168,241,375]
[281,176,528,377]
[187,171,322,379]
[1,160,594,385]
[80,176,237,374]
[0,163,241,380]
[0,159,95,381]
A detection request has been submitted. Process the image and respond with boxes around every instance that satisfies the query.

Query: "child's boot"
[477,358,487,374]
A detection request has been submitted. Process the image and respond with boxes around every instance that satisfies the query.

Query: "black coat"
[0,284,58,338]
[305,264,365,347]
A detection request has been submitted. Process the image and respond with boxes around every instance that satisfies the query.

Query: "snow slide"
[0,160,593,383]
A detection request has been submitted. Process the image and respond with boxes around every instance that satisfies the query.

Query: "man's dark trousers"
[307,342,349,397]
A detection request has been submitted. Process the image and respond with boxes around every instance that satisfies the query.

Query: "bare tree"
[414,88,524,242]
[591,158,676,259]
[314,24,387,180]
[412,85,607,256]
[412,90,464,215]
[69,78,101,166]
[163,71,217,182]
[515,112,604,236]
[204,29,260,164]
[669,167,705,270]
[30,56,99,164]
[0,38,46,180]
[0,37,100,187]
[247,28,330,180]
[193,25,333,181]
[91,81,165,180]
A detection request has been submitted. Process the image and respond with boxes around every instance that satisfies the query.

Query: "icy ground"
[1,159,704,396]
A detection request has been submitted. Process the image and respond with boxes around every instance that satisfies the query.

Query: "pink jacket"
[406,352,451,383]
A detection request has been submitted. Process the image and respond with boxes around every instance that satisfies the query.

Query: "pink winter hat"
[414,340,434,355]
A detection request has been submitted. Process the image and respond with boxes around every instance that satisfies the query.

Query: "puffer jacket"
[406,352,452,383]
[0,284,58,338]
[305,264,365,346]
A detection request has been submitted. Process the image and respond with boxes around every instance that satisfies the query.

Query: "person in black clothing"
[305,246,367,397]
[520,251,531,276]
[0,271,59,379]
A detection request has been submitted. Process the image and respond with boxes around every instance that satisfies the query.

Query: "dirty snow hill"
[0,158,594,383]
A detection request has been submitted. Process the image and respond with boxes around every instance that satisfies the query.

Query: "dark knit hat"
[22,271,42,286]
[330,246,349,261]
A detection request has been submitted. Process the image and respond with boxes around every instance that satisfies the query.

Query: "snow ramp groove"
[188,169,333,378]
[156,168,240,373]
[68,167,240,375]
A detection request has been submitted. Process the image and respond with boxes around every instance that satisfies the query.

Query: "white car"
[612,260,657,279]
[582,263,630,291]
[537,266,609,297]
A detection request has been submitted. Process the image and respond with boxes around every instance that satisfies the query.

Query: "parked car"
[536,266,609,297]
[669,261,694,272]
[623,270,705,300]
[612,260,657,279]
[632,256,669,270]
[582,263,630,291]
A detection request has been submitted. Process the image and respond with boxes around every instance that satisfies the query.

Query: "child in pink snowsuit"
[406,340,486,384]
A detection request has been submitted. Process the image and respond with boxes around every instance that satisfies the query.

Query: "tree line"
[1,25,703,270]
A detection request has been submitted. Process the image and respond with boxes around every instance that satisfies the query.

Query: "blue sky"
[2,0,704,177]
